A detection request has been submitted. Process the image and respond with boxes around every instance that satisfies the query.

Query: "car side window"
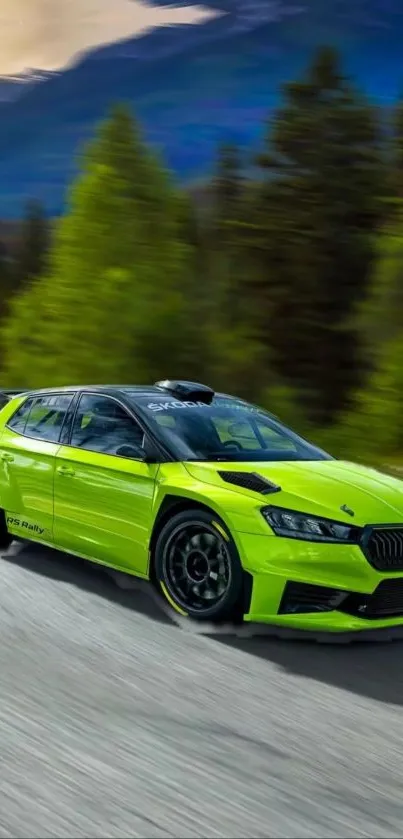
[7,397,36,434]
[70,394,144,457]
[23,394,75,443]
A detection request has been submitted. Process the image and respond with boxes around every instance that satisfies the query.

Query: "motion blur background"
[2,5,403,839]
[1,0,403,472]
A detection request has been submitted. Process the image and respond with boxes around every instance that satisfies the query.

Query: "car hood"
[184,459,403,526]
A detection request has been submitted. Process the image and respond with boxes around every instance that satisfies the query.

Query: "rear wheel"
[0,509,12,551]
[154,508,244,621]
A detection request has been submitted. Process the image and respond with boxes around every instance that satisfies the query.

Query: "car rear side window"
[23,394,75,443]
[70,394,144,457]
[7,397,36,434]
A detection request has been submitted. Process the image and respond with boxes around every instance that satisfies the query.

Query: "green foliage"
[12,199,49,292]
[2,49,403,469]
[357,207,403,366]
[0,239,12,320]
[392,100,403,201]
[253,46,383,423]
[1,106,193,388]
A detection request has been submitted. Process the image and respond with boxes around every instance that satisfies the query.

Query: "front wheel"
[154,508,244,621]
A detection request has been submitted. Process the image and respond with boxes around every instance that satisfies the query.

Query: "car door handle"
[1,452,14,462]
[57,466,75,477]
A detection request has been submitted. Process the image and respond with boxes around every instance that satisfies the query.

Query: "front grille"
[279,581,349,615]
[342,578,403,619]
[362,527,403,572]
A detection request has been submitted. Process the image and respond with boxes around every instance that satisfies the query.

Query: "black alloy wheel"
[154,508,244,621]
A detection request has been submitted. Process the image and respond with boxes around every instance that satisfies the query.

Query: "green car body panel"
[2,388,403,635]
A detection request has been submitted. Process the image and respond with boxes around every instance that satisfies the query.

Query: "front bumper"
[233,530,403,634]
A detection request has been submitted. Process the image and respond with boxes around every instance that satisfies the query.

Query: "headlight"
[261,506,361,543]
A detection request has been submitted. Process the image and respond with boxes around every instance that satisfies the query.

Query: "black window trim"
[5,388,175,462]
[6,395,35,436]
[59,391,81,445]
[65,391,151,461]
[6,391,77,444]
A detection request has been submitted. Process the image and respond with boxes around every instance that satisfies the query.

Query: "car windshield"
[133,394,332,462]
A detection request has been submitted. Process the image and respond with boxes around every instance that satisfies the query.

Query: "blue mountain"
[0,0,402,217]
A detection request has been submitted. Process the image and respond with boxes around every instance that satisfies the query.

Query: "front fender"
[153,463,270,539]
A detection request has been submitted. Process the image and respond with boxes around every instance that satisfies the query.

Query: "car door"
[53,392,159,576]
[0,392,76,543]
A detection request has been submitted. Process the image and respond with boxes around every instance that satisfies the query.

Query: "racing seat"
[72,415,111,448]
[72,402,143,454]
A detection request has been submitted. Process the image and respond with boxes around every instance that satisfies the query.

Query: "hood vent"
[218,471,281,495]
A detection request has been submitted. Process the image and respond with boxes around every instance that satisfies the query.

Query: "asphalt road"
[1,543,403,838]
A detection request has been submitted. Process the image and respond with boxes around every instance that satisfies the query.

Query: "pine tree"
[207,143,244,324]
[357,206,403,369]
[254,46,383,423]
[1,107,194,388]
[0,238,12,323]
[392,100,403,200]
[13,199,49,291]
[335,205,403,459]
[212,143,243,230]
[206,142,271,397]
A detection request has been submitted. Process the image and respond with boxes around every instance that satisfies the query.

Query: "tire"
[0,509,12,551]
[154,508,244,622]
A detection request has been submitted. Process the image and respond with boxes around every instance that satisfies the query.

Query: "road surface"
[0,541,403,838]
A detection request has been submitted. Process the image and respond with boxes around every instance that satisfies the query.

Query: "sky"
[0,0,215,76]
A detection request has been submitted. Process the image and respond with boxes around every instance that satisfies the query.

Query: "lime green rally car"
[1,379,403,637]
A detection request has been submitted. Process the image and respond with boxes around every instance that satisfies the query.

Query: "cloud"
[0,0,215,75]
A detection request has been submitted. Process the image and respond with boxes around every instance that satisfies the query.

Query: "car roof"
[7,385,163,399]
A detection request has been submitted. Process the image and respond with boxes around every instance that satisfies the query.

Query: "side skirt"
[5,534,149,581]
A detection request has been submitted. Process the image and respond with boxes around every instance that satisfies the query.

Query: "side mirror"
[116,444,146,460]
